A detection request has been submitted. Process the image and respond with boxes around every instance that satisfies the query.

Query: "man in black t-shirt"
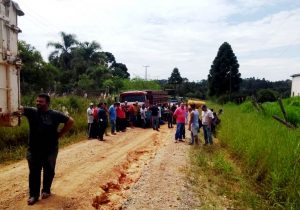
[19,94,74,205]
[97,102,107,141]
[149,104,159,131]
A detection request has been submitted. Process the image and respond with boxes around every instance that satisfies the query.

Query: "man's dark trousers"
[27,149,58,198]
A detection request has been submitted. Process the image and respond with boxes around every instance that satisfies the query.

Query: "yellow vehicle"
[187,99,206,108]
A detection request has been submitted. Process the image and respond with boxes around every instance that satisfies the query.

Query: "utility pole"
[143,65,150,80]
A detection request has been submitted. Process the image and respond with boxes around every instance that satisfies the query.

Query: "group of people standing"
[86,102,109,141]
[86,101,166,139]
[172,102,216,145]
[86,100,220,146]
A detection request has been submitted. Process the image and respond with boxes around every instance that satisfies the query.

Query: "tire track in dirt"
[0,127,171,210]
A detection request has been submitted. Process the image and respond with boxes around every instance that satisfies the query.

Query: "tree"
[168,67,183,95]
[208,42,241,97]
[77,74,94,90]
[47,32,78,70]
[168,67,183,85]
[110,63,130,79]
[77,41,103,64]
[240,77,291,98]
[70,41,105,78]
[104,52,116,67]
[18,41,58,93]
[103,79,115,93]
[21,32,134,93]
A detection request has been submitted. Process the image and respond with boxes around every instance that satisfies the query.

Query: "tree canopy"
[168,67,183,85]
[208,42,241,97]
[18,41,59,93]
[21,31,131,93]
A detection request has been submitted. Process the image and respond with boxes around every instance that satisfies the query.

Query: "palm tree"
[78,41,104,65]
[47,32,78,69]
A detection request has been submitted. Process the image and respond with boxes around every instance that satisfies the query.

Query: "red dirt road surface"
[0,125,196,210]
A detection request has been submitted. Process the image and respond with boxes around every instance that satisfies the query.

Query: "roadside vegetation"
[189,97,300,209]
[189,146,269,209]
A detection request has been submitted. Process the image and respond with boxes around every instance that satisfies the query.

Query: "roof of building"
[291,74,300,78]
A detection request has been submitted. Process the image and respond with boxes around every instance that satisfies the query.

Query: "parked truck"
[0,0,24,127]
[119,90,168,106]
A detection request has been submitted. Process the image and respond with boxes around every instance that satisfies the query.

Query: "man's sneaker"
[27,197,38,205]
[41,192,51,199]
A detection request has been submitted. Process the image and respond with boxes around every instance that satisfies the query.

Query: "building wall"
[291,76,300,97]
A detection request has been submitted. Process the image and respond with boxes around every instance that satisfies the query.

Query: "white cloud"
[241,57,300,79]
[16,0,300,81]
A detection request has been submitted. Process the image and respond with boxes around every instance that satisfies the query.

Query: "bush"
[68,96,82,112]
[257,89,279,103]
[240,101,255,113]
[217,95,230,104]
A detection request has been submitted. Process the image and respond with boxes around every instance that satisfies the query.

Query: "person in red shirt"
[116,103,126,132]
[91,104,99,138]
[128,103,137,128]
[173,103,186,143]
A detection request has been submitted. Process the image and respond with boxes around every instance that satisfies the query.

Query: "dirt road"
[0,125,196,209]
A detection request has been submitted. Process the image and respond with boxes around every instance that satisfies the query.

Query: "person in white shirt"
[188,104,200,145]
[140,104,147,128]
[158,104,162,128]
[86,103,94,139]
[201,104,214,145]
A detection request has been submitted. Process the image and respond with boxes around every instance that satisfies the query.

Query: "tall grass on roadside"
[218,102,300,209]
[189,146,268,209]
[239,97,300,126]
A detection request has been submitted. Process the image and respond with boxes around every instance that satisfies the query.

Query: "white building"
[291,74,300,97]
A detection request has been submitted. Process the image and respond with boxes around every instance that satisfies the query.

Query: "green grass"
[239,97,300,126]
[216,101,300,209]
[189,146,268,209]
[212,153,234,174]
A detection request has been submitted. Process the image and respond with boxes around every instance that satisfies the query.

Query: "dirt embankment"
[0,125,196,210]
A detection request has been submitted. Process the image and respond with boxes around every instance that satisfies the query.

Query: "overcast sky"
[17,0,300,81]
